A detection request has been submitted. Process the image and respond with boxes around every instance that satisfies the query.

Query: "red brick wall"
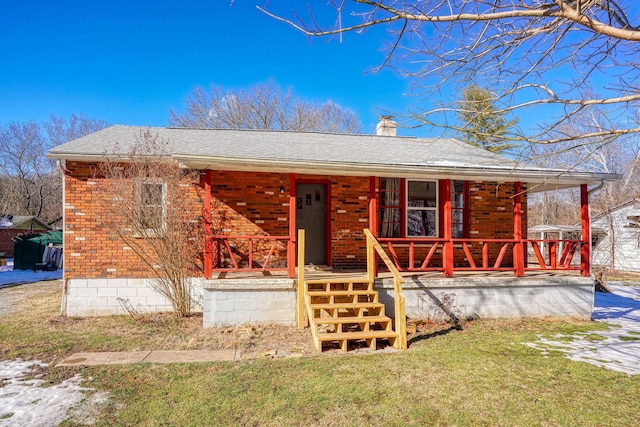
[64,161,203,279]
[209,171,290,236]
[466,181,527,267]
[210,172,370,269]
[209,171,291,269]
[64,160,527,277]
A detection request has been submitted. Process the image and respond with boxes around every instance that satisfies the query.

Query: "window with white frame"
[407,180,438,237]
[134,180,166,235]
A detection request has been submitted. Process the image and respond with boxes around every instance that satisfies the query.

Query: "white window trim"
[406,179,439,238]
[134,179,167,238]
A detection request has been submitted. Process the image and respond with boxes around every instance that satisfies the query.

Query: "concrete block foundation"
[202,279,296,327]
[376,275,594,321]
[64,278,203,317]
[65,275,594,326]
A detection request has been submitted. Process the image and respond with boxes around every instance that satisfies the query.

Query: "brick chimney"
[376,116,397,136]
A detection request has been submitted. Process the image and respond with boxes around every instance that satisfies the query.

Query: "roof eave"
[173,154,621,188]
[46,151,620,189]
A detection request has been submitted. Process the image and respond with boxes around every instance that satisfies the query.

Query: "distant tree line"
[0,115,109,225]
[169,79,362,134]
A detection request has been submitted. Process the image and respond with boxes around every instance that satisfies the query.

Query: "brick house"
[48,119,619,351]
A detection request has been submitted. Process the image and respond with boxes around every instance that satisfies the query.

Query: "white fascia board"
[173,154,621,188]
[46,152,621,190]
[46,152,171,162]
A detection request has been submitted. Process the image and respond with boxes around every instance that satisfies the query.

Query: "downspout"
[56,160,68,316]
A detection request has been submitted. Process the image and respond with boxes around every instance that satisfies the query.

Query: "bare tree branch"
[260,1,640,145]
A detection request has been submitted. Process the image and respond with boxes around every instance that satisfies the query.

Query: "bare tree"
[96,131,203,316]
[0,115,109,224]
[527,103,640,270]
[44,114,110,147]
[0,121,54,221]
[260,1,640,145]
[169,79,362,133]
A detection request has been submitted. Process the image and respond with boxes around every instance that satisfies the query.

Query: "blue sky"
[0,1,418,135]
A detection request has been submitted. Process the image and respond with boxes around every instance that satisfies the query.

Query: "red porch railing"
[375,235,587,276]
[209,235,291,274]
[378,238,446,272]
[452,238,517,271]
[525,239,583,271]
[204,234,587,278]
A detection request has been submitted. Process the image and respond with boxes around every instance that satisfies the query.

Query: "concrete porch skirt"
[377,275,594,321]
[64,275,594,323]
[201,275,595,327]
[202,279,297,327]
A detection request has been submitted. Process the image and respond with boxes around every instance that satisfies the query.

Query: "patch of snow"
[0,359,98,427]
[526,284,640,376]
[0,259,61,287]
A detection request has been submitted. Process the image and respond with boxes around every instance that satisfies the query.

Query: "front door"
[295,183,327,265]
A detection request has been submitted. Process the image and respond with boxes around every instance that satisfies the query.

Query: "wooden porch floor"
[209,268,583,281]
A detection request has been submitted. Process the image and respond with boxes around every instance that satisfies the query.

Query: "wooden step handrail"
[297,229,306,329]
[364,228,407,350]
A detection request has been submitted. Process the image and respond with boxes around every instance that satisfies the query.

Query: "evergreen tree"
[456,85,517,154]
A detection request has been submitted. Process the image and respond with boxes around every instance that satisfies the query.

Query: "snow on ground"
[0,259,62,288]
[526,284,640,376]
[0,359,94,427]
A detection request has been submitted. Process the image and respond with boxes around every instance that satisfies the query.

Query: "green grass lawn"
[3,281,640,426]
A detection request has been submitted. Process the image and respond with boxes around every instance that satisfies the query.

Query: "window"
[379,178,401,238]
[135,181,166,235]
[378,178,467,239]
[451,180,469,238]
[407,180,438,237]
[592,232,603,249]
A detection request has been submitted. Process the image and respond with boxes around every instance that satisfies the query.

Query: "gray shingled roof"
[47,125,620,189]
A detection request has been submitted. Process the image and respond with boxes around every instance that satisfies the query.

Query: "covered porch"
[201,173,594,280]
[181,130,614,351]
[198,172,597,351]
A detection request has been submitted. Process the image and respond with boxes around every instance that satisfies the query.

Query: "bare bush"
[96,131,203,316]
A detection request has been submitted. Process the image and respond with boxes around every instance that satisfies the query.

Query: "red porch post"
[580,183,591,277]
[288,173,297,278]
[513,181,525,277]
[442,179,454,277]
[369,176,378,278]
[203,170,213,279]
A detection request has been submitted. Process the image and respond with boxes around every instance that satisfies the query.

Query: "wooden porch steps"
[304,277,398,352]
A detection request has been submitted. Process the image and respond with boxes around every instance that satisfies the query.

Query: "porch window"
[451,180,469,238]
[407,180,438,237]
[134,181,166,236]
[379,178,401,238]
[378,178,467,239]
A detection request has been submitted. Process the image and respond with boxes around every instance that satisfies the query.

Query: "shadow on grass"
[407,324,463,346]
